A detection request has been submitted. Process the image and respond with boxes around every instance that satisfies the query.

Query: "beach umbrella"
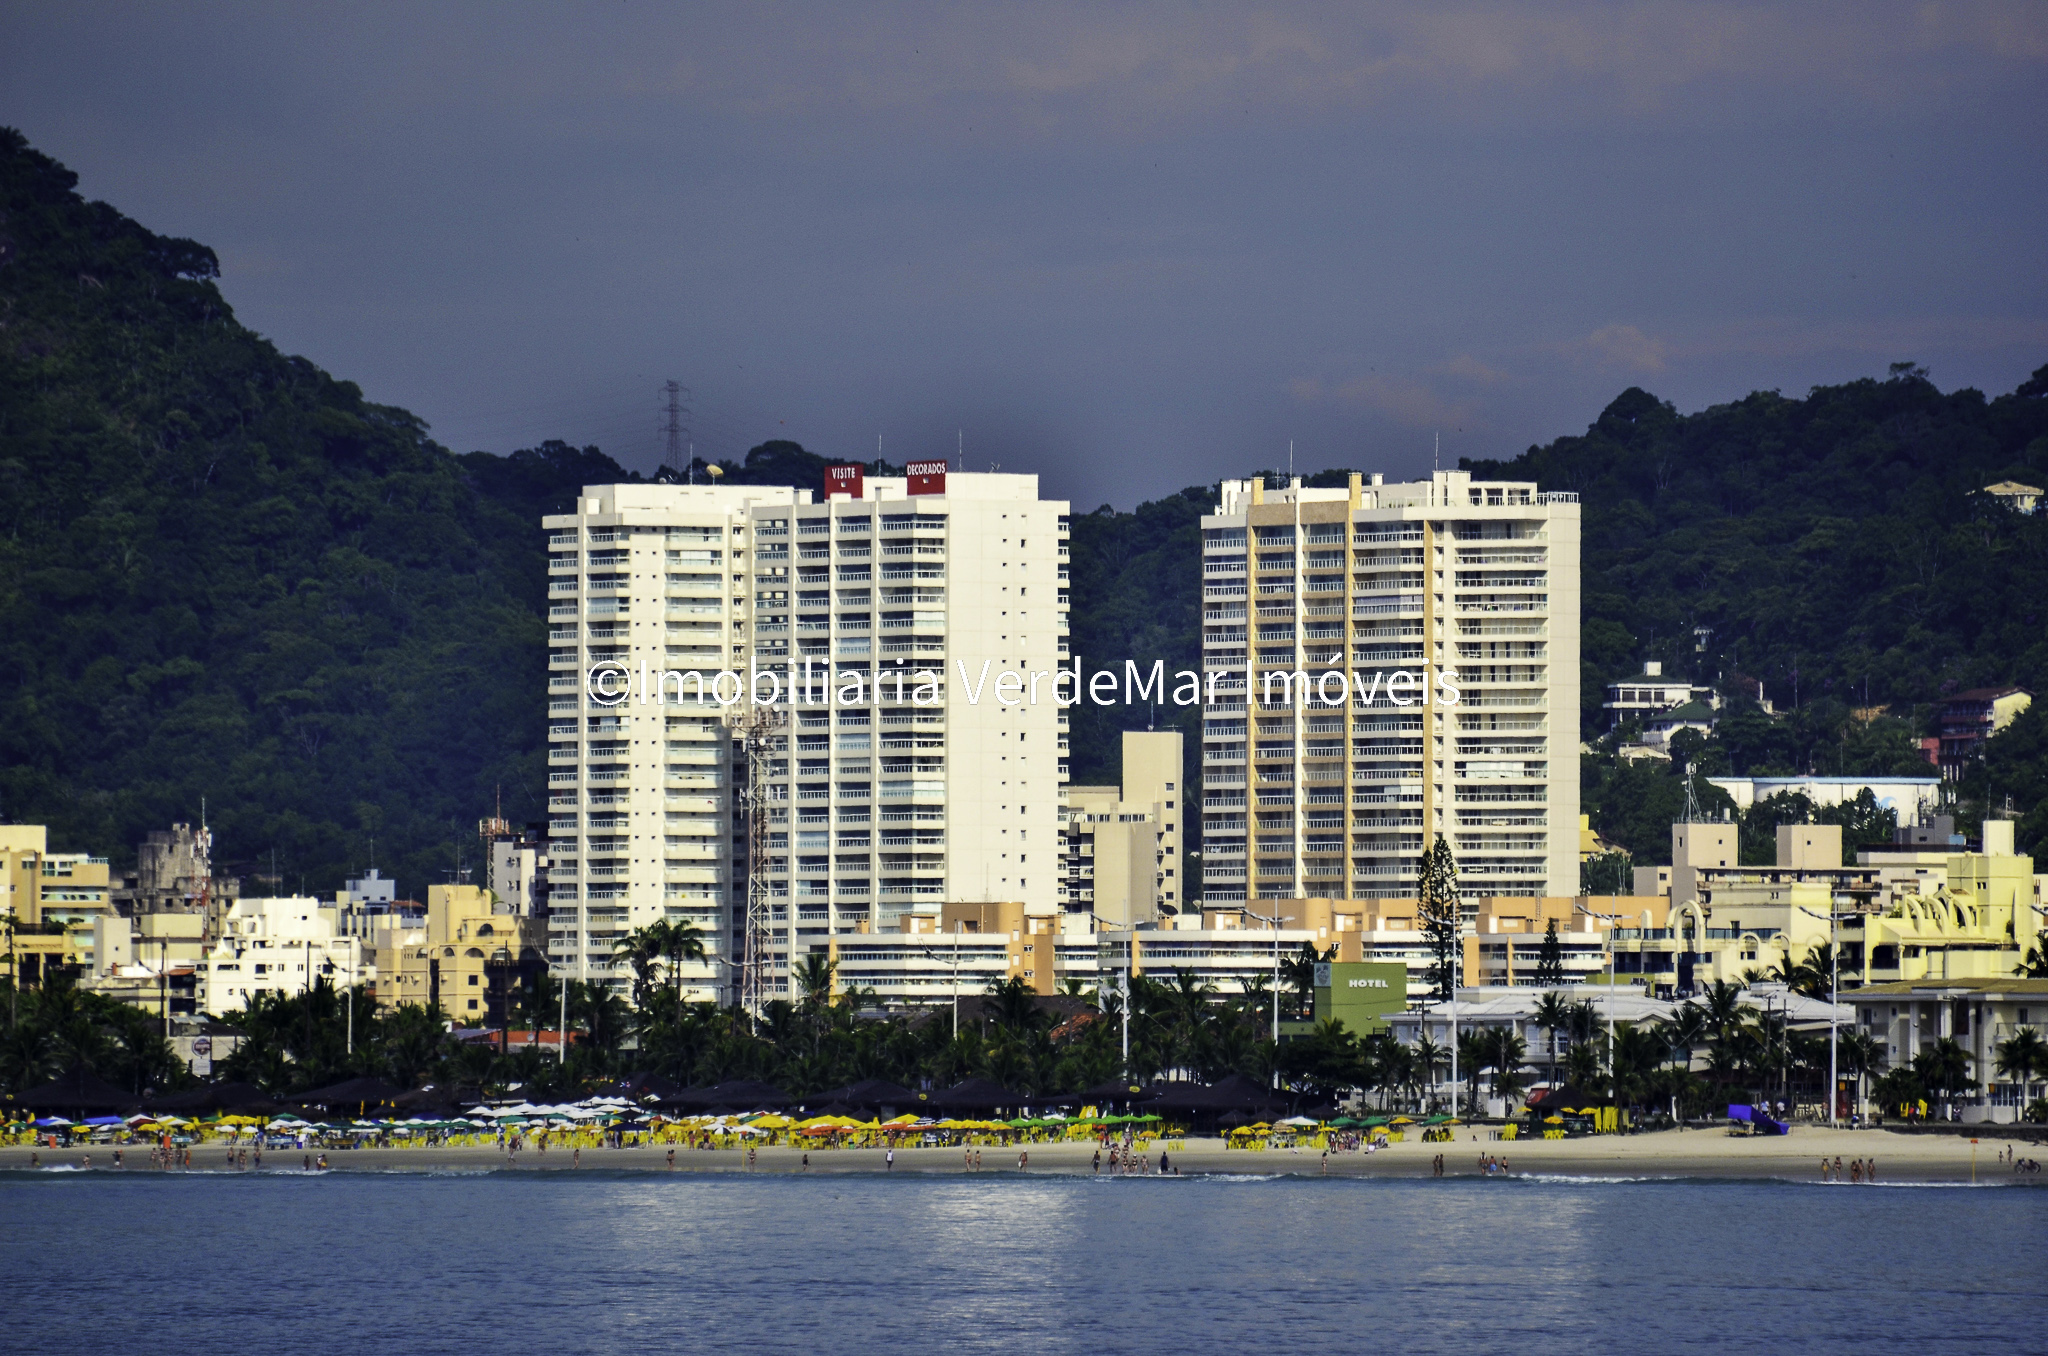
[31,1116,73,1128]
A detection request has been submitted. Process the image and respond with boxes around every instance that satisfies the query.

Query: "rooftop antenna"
[1288,440,1294,479]
[1434,432,1440,474]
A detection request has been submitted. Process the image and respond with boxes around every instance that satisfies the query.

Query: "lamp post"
[922,933,968,1041]
[1800,903,1858,1127]
[1244,908,1283,1088]
[1583,908,1623,1121]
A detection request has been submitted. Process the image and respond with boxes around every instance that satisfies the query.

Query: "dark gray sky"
[5,2,2044,507]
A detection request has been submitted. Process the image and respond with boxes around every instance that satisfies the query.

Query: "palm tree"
[2016,942,2048,980]
[1912,1037,1976,1118]
[1531,990,1571,1088]
[1412,1034,1447,1109]
[1484,1027,1529,1106]
[1995,1026,2046,1114]
[1455,1027,1487,1114]
[614,920,709,1022]
[1838,1028,1881,1122]
[793,952,837,1009]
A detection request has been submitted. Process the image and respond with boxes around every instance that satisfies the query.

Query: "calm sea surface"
[3,1170,2042,1353]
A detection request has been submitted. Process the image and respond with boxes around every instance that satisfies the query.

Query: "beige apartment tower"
[1061,729,1184,925]
[1199,469,1580,903]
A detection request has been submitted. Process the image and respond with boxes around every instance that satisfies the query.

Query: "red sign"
[906,460,947,495]
[823,464,864,499]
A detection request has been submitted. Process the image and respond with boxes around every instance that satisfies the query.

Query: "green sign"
[1312,961,1407,1034]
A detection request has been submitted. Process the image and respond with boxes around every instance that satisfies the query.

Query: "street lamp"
[1582,908,1624,1120]
[1244,908,1283,1089]
[1800,903,1859,1127]
[923,925,969,1040]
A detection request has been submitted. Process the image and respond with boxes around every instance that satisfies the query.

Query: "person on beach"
[1867,1158,1876,1182]
[1160,1152,1171,1175]
[667,1148,676,1170]
[316,1154,327,1170]
[886,1148,895,1171]
[1018,1151,1028,1171]
[29,1153,38,1169]
[572,1148,580,1168]
[303,1154,311,1171]
[1092,1149,1101,1174]
[802,1152,810,1171]
[113,1149,122,1169]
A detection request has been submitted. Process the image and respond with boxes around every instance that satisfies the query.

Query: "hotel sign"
[1312,961,1407,1033]
[907,460,947,495]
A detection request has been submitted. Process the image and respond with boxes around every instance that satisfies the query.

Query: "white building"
[1199,469,1581,905]
[195,896,367,1015]
[542,470,1070,1004]
[1707,775,1941,828]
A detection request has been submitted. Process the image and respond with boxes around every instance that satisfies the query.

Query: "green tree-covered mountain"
[5,126,2047,887]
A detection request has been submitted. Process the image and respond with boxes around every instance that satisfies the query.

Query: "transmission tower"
[661,380,691,479]
[728,702,787,1018]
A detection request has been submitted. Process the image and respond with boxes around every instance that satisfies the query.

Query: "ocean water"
[2,1170,2041,1353]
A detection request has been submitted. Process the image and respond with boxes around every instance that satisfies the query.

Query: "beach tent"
[671,1080,793,1111]
[18,1064,138,1116]
[925,1078,1026,1113]
[293,1076,406,1114]
[807,1079,920,1115]
[147,1081,280,1117]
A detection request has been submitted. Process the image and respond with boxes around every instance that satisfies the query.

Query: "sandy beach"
[7,1126,2043,1183]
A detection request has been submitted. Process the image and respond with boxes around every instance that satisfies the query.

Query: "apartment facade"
[194,896,366,1015]
[542,471,1070,1006]
[1060,729,1183,923]
[1198,470,1581,906]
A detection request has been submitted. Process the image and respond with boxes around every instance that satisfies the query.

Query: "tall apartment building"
[1060,729,1183,923]
[1199,469,1580,905]
[541,470,1070,1006]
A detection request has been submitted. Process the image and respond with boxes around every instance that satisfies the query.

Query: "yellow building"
[374,884,548,1024]
[1061,731,1184,923]
[1607,820,2040,995]
[2,824,113,988]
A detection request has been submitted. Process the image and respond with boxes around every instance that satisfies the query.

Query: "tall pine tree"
[1535,917,1567,987]
[1418,833,1462,1002]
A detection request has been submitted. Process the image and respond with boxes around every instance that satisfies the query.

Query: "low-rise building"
[1706,775,1941,827]
[1611,819,2040,996]
[1842,977,2048,1123]
[195,896,368,1015]
[1937,686,2032,779]
[1601,661,1714,730]
[826,900,1075,1003]
[373,884,549,1024]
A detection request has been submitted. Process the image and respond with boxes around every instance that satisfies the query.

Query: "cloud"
[1291,371,1473,428]
[1581,324,1669,373]
[1438,353,1512,385]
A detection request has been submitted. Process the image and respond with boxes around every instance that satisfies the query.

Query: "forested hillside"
[0,128,587,892]
[5,126,2046,888]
